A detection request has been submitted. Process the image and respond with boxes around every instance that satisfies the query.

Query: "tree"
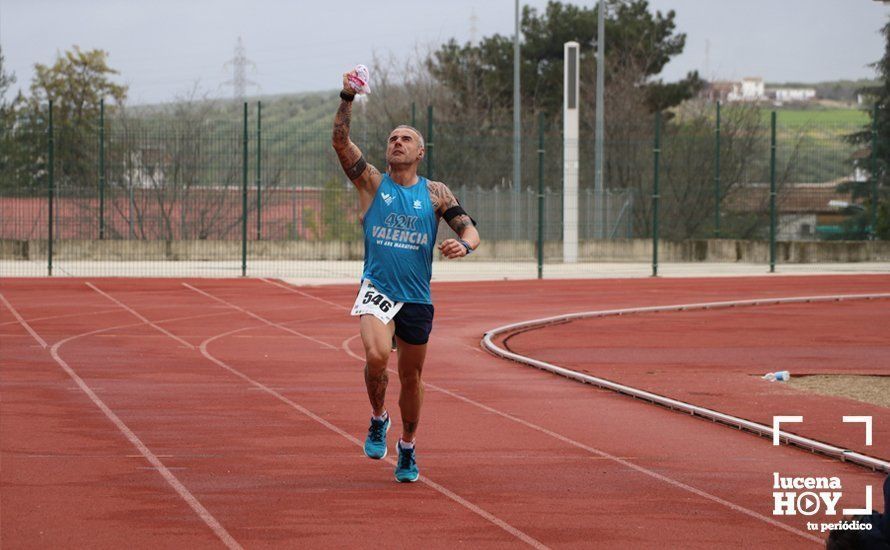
[25,46,127,189]
[362,0,706,202]
[106,86,250,241]
[633,101,769,240]
[426,0,703,124]
[0,46,18,115]
[0,46,31,192]
[848,16,890,239]
[363,1,773,242]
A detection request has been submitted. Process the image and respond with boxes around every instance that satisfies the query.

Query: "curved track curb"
[482,293,890,474]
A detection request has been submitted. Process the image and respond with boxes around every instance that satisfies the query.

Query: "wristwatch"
[458,239,473,255]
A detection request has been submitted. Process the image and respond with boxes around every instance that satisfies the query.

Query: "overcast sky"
[1,0,888,105]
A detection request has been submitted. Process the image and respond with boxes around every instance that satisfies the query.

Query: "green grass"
[765,108,870,127]
[765,108,870,183]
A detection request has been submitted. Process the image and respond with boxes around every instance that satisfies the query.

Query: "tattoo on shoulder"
[427,181,459,214]
[427,181,443,210]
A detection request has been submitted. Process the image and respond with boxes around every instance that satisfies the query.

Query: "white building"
[705,77,818,104]
[773,88,817,102]
[726,77,766,102]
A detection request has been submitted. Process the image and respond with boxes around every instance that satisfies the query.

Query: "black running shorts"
[393,303,435,345]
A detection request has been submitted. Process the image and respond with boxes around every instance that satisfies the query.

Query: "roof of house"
[724,181,860,214]
[707,81,735,91]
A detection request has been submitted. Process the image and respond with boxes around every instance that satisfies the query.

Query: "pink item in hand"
[347,64,371,94]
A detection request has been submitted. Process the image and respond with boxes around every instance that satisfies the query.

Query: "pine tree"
[848,17,890,239]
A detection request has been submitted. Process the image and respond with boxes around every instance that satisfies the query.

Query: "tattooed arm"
[331,73,382,210]
[428,181,481,259]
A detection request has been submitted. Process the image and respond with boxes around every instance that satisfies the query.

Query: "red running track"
[1,275,888,549]
[500,290,890,462]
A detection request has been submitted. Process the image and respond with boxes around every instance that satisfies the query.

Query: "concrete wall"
[3,238,890,263]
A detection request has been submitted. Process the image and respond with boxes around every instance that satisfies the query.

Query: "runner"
[332,68,480,482]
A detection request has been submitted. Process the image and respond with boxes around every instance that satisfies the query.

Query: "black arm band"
[339,91,355,102]
[443,205,477,226]
[345,156,367,180]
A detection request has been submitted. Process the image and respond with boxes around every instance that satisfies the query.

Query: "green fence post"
[652,111,661,277]
[242,102,248,277]
[871,103,878,240]
[99,99,106,240]
[48,100,54,277]
[714,100,721,238]
[256,100,262,240]
[537,112,545,279]
[426,105,434,180]
[769,111,777,273]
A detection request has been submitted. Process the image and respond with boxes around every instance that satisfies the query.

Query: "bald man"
[332,69,480,482]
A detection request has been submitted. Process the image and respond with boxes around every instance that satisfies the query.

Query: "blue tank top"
[361,175,438,304]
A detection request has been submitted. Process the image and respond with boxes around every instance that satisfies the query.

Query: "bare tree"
[105,84,253,241]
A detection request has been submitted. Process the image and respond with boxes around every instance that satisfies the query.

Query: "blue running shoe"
[394,441,419,483]
[363,415,390,459]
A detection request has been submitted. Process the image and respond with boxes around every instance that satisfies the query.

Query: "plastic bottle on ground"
[762,370,791,382]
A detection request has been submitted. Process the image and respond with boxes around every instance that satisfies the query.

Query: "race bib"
[351,280,404,324]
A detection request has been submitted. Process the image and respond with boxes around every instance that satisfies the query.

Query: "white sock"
[399,438,415,450]
[372,410,388,421]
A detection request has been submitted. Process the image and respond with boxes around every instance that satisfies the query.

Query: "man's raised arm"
[332,74,381,192]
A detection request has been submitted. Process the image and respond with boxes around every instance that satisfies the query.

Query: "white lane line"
[1,300,241,550]
[86,283,194,349]
[0,308,120,328]
[260,278,349,311]
[462,344,484,354]
[340,334,822,544]
[0,293,48,349]
[103,289,537,545]
[252,281,833,543]
[183,283,338,351]
[198,326,548,550]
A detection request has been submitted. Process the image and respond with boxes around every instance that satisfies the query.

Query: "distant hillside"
[118,90,347,189]
[128,89,339,132]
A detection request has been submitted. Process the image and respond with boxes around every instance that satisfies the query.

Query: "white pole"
[563,41,579,263]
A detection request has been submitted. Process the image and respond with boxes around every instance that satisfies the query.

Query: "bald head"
[393,125,424,149]
[385,125,426,168]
